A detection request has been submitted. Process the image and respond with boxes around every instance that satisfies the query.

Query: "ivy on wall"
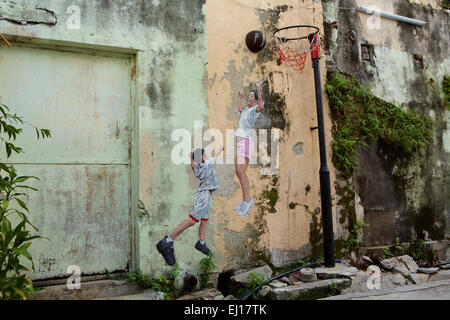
[325,72,434,180]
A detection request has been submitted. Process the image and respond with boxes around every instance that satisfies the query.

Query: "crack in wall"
[0,1,57,25]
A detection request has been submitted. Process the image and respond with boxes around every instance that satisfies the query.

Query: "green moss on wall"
[309,207,323,260]
[443,75,450,110]
[325,72,434,180]
[263,188,278,213]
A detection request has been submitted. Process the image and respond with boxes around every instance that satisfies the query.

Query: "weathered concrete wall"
[323,0,449,246]
[0,0,209,277]
[207,0,335,269]
[1,0,338,278]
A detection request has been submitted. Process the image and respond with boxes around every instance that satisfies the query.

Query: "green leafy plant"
[199,253,217,288]
[297,257,312,266]
[407,239,439,267]
[115,266,182,300]
[383,248,394,259]
[237,272,269,299]
[345,218,368,254]
[327,282,340,297]
[442,75,450,110]
[0,103,51,300]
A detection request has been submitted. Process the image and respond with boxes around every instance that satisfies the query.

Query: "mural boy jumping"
[156,146,223,266]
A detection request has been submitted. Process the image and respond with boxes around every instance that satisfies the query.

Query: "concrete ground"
[321,279,450,300]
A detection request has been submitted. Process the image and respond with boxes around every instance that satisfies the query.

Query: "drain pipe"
[357,6,426,26]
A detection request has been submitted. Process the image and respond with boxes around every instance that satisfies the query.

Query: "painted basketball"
[245,30,266,53]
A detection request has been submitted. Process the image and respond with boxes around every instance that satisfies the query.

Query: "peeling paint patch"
[0,1,57,25]
[292,141,304,157]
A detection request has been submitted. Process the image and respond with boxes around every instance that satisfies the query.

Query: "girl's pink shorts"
[236,137,255,159]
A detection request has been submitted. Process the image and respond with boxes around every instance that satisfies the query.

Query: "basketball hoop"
[274,25,335,267]
[274,25,320,72]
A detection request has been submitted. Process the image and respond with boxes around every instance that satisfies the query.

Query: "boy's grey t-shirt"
[194,158,219,192]
[235,105,261,139]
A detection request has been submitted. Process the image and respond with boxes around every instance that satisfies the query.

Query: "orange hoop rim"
[274,25,320,72]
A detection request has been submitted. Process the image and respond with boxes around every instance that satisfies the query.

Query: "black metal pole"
[312,57,335,267]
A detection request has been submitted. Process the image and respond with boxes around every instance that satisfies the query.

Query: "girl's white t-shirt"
[235,105,261,139]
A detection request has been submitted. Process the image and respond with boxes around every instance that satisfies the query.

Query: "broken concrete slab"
[380,255,419,276]
[423,240,449,261]
[94,288,164,300]
[280,276,292,285]
[256,285,271,299]
[270,279,351,300]
[0,1,57,25]
[30,280,142,300]
[315,263,359,279]
[322,279,450,300]
[362,256,373,264]
[429,270,450,282]
[269,281,288,289]
[417,267,439,275]
[341,271,371,294]
[342,270,407,294]
[381,273,407,288]
[230,265,272,286]
[410,273,429,284]
[177,288,224,300]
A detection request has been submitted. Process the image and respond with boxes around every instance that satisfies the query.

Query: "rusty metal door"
[0,45,133,280]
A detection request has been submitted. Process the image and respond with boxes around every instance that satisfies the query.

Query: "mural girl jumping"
[234,78,265,218]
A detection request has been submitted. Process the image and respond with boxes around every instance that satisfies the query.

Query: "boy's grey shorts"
[189,190,213,222]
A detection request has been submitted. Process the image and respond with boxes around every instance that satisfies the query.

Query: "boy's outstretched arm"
[214,146,224,160]
[254,78,265,112]
[189,152,196,170]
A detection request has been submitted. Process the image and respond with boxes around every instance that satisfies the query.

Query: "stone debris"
[299,268,317,282]
[350,252,358,265]
[438,263,450,270]
[315,263,359,279]
[177,288,225,300]
[270,279,351,300]
[269,280,288,289]
[256,285,271,299]
[429,269,450,282]
[341,271,371,294]
[362,256,373,264]
[229,265,273,286]
[410,273,429,284]
[381,273,407,289]
[417,267,439,275]
[288,271,301,284]
[423,240,449,260]
[381,255,419,277]
[280,276,292,285]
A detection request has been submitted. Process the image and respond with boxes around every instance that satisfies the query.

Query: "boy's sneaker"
[156,236,176,266]
[195,240,211,256]
[238,198,254,218]
[234,200,245,212]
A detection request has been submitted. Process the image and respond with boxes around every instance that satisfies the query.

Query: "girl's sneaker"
[234,200,245,212]
[238,198,254,218]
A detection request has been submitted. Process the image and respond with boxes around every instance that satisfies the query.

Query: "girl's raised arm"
[255,78,265,112]
[237,91,244,113]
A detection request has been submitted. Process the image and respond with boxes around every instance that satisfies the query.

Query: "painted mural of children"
[234,78,265,218]
[156,146,223,266]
